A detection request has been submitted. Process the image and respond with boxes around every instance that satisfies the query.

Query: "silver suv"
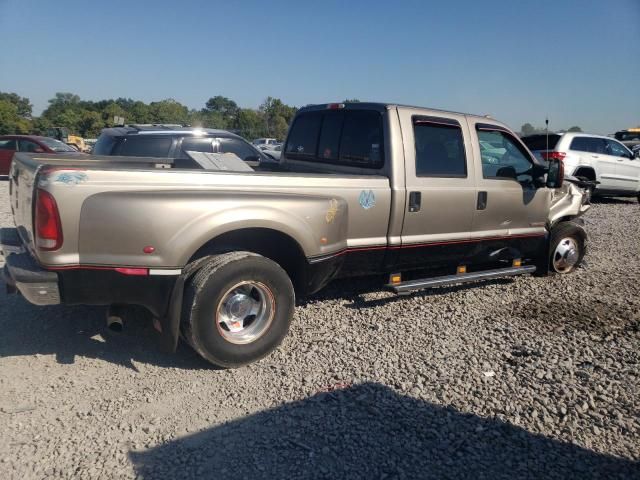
[522,132,640,201]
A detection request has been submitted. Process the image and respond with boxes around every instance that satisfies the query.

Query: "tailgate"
[9,152,40,253]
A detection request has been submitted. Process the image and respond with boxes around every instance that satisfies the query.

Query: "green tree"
[236,108,265,139]
[0,100,31,134]
[0,92,33,118]
[78,110,104,137]
[259,97,296,139]
[149,99,189,124]
[520,123,536,136]
[567,126,582,132]
[205,96,239,118]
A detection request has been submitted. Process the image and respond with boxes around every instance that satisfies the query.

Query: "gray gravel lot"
[0,180,638,479]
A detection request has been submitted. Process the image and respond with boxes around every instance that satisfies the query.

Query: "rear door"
[606,139,640,191]
[396,110,476,269]
[468,121,550,263]
[569,137,616,190]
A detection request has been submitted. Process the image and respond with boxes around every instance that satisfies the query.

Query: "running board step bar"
[385,265,537,294]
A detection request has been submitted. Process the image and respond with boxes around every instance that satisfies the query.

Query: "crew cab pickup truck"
[1,103,589,367]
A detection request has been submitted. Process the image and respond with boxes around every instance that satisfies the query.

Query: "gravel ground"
[0,180,638,479]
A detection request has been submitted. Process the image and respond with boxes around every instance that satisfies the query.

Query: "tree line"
[0,91,299,140]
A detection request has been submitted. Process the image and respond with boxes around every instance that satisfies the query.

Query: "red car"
[0,135,82,175]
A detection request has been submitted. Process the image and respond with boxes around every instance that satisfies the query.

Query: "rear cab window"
[285,109,384,168]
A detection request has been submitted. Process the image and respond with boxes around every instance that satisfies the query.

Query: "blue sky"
[0,0,638,134]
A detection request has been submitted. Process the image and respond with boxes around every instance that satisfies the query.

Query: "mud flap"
[158,275,185,353]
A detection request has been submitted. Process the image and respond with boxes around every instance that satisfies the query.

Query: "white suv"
[522,132,640,201]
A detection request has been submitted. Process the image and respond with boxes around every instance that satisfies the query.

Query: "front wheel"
[181,251,294,368]
[549,223,585,274]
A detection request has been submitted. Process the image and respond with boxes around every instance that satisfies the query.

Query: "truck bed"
[9,152,393,270]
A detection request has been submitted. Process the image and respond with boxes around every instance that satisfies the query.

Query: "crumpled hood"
[548,181,590,226]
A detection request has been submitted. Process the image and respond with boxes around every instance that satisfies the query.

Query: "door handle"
[591,155,599,158]
[477,191,488,210]
[408,191,421,212]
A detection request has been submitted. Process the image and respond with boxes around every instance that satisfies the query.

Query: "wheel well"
[188,228,308,294]
[574,167,596,181]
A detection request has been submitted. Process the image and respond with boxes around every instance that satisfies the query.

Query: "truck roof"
[297,102,496,123]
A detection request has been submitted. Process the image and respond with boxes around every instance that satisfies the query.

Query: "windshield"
[38,137,77,152]
[615,131,640,142]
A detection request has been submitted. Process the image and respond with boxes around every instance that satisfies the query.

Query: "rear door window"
[115,136,173,157]
[521,134,561,151]
[217,137,261,162]
[570,137,606,154]
[179,137,214,157]
[413,118,466,177]
[17,140,41,152]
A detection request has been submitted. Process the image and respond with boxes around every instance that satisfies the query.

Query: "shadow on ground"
[0,280,208,371]
[129,382,638,479]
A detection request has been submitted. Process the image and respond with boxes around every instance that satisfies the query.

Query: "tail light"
[35,189,63,250]
[541,151,566,161]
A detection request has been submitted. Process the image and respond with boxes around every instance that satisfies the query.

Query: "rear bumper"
[1,228,61,305]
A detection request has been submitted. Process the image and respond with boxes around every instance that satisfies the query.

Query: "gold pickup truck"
[1,102,589,367]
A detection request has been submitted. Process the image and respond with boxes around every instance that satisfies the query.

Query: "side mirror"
[634,149,640,159]
[546,159,564,188]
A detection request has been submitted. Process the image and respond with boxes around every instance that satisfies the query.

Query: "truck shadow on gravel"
[0,285,209,371]
[129,382,638,479]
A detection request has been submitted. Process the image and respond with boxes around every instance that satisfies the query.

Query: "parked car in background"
[614,128,640,151]
[0,135,82,175]
[262,144,282,161]
[93,126,274,166]
[252,138,279,147]
[521,132,640,201]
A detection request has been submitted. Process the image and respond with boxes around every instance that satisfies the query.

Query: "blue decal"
[55,172,88,185]
[359,189,376,210]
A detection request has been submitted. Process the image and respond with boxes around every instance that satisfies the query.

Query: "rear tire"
[549,223,585,274]
[181,251,294,368]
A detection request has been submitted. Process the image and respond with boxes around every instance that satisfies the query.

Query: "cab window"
[18,140,41,152]
[413,118,466,177]
[0,139,17,150]
[217,137,260,162]
[477,128,534,185]
[606,139,630,158]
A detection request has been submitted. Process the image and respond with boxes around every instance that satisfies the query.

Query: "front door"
[468,121,550,266]
[396,110,476,270]
[606,139,640,192]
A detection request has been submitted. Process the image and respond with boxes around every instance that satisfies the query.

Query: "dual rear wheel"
[181,252,294,368]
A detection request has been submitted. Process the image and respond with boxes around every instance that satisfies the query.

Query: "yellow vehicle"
[45,127,87,152]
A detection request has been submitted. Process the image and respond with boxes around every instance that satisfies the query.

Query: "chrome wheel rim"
[216,281,275,344]
[552,237,580,273]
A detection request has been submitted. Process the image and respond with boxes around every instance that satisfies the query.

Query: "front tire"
[181,252,294,368]
[549,223,585,274]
